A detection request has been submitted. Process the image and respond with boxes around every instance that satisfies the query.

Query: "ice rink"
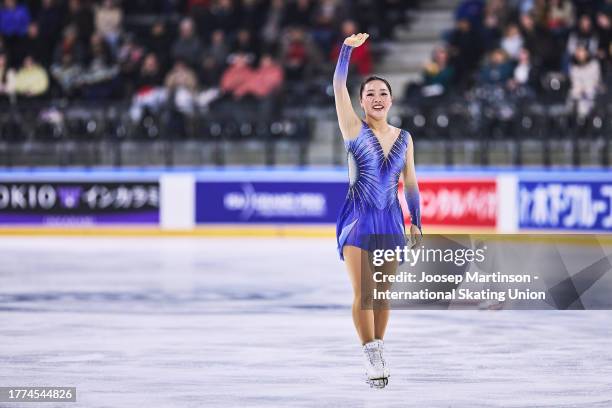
[1,236,611,408]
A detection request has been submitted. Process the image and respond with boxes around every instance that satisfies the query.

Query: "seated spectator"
[485,0,511,27]
[595,12,610,73]
[279,26,322,81]
[0,51,16,100]
[134,46,221,117]
[479,48,513,85]
[171,17,203,68]
[66,0,94,48]
[207,29,229,67]
[79,33,119,99]
[0,0,30,37]
[311,0,346,54]
[234,53,284,99]
[164,59,198,115]
[195,54,222,111]
[94,0,122,53]
[501,23,524,61]
[422,45,455,94]
[19,22,46,67]
[0,0,30,65]
[13,54,49,97]
[330,20,372,76]
[230,28,258,62]
[568,45,601,118]
[519,12,560,71]
[117,33,145,93]
[546,0,574,35]
[136,53,163,92]
[507,47,540,93]
[220,52,254,98]
[129,53,166,122]
[53,25,85,66]
[198,54,223,88]
[567,15,599,58]
[144,20,171,72]
[480,12,502,53]
[260,0,284,50]
[50,52,83,97]
[165,59,198,93]
[455,0,485,30]
[205,0,239,36]
[531,0,548,27]
[37,0,63,53]
[448,18,484,83]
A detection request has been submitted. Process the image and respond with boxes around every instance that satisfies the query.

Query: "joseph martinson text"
[372,272,546,302]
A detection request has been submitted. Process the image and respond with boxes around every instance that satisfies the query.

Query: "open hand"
[344,33,369,48]
[407,224,423,248]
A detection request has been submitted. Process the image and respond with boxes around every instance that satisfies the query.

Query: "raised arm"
[333,33,369,140]
[402,134,423,240]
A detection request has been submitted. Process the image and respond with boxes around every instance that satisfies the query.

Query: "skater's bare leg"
[343,245,376,344]
[372,258,398,340]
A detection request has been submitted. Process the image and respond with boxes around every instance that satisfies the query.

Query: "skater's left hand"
[407,224,422,248]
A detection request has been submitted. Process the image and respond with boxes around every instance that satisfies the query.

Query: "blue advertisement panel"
[519,180,612,231]
[0,181,159,225]
[196,181,348,223]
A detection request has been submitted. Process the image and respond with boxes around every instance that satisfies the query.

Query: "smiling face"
[360,79,392,121]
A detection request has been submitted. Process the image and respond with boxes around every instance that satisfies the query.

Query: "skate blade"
[365,377,389,389]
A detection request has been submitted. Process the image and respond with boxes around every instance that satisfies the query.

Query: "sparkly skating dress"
[336,121,410,260]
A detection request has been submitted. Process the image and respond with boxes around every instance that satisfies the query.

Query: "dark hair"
[359,76,392,99]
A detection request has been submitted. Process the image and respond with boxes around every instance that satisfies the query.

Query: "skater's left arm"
[402,134,422,243]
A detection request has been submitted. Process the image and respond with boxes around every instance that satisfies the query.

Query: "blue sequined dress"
[336,121,410,260]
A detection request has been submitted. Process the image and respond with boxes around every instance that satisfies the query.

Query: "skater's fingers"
[408,224,422,248]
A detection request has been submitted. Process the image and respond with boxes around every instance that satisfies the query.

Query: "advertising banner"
[401,179,497,228]
[519,180,612,231]
[0,182,159,224]
[196,181,348,223]
[197,178,498,228]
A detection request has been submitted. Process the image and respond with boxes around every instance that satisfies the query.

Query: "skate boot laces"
[363,341,384,374]
[376,339,390,377]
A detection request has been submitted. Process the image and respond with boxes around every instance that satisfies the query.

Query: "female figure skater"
[334,33,422,389]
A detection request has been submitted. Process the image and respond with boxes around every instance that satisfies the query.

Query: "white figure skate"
[363,339,390,388]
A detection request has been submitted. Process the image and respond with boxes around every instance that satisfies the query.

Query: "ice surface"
[0,237,611,407]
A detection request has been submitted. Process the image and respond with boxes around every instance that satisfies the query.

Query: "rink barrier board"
[518,179,612,231]
[1,168,611,233]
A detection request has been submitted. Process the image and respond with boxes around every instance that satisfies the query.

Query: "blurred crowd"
[1,0,609,126]
[0,0,416,121]
[412,0,611,118]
